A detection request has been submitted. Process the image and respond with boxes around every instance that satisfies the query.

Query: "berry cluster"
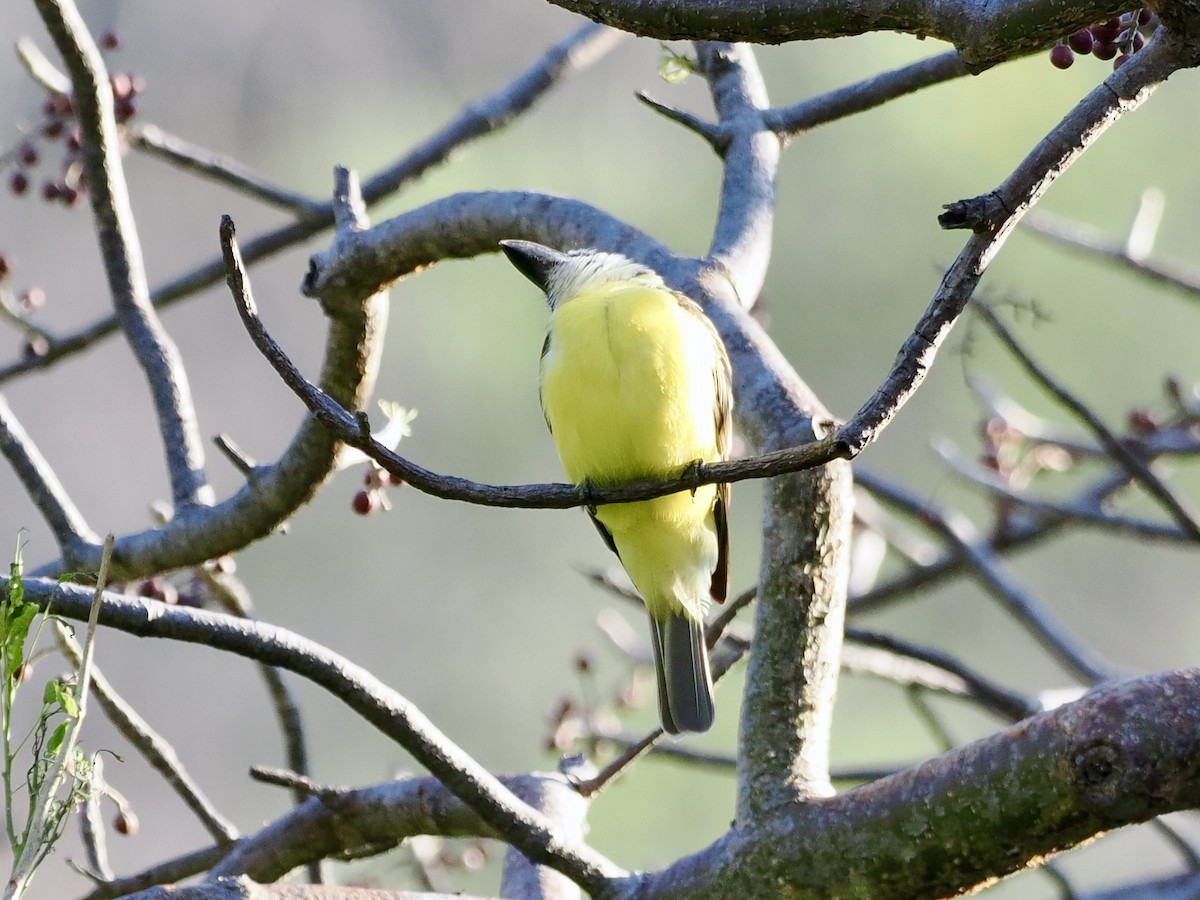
[1049,9,1156,70]
[352,463,405,515]
[5,31,142,205]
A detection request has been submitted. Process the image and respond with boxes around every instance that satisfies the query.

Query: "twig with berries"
[1050,8,1157,70]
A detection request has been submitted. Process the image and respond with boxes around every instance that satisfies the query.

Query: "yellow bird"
[501,240,732,734]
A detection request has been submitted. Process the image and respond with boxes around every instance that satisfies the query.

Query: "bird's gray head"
[500,240,665,309]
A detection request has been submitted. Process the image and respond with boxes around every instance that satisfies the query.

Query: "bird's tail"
[649,611,715,734]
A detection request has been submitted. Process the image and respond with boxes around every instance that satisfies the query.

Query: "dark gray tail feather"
[649,611,715,734]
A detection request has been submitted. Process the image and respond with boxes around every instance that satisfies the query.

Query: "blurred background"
[0,1,1198,896]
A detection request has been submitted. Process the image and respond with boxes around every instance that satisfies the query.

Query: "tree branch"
[544,0,1122,69]
[0,22,619,388]
[32,0,212,511]
[640,668,1200,897]
[14,577,624,894]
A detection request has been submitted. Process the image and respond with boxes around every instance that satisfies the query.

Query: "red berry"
[113,810,139,835]
[1067,29,1094,54]
[114,96,137,123]
[1092,19,1121,42]
[351,490,378,515]
[9,172,29,195]
[100,30,120,50]
[17,142,38,167]
[1049,44,1075,69]
[1138,8,1154,26]
[1128,410,1157,434]
[1132,31,1145,51]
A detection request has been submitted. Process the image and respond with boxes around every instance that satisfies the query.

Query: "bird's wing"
[674,291,734,605]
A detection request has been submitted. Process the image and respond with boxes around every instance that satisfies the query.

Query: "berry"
[352,490,379,515]
[1093,40,1118,60]
[41,180,60,201]
[113,810,139,836]
[0,255,8,280]
[1128,410,1157,434]
[19,287,45,311]
[1049,44,1075,69]
[1093,18,1122,42]
[100,30,120,50]
[9,172,29,195]
[1067,29,1094,54]
[1138,8,1154,26]
[17,142,38,167]
[1114,53,1131,69]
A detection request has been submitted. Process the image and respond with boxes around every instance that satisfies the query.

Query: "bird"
[500,240,732,734]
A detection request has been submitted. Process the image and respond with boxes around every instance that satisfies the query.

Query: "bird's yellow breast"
[539,282,721,486]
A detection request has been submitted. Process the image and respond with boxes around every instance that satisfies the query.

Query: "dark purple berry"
[1093,40,1118,60]
[100,30,120,50]
[1092,19,1121,42]
[1068,29,1094,54]
[41,180,60,201]
[1114,53,1131,69]
[1138,8,1154,26]
[9,172,29,195]
[1049,44,1075,69]
[352,490,378,515]
[1132,31,1145,51]
[17,142,38,167]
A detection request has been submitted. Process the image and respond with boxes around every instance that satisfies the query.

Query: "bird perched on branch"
[501,240,732,734]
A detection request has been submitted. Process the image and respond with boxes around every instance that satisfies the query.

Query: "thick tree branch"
[636,668,1200,898]
[545,0,1123,68]
[13,577,624,894]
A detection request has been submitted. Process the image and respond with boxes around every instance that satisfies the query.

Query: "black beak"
[499,240,566,294]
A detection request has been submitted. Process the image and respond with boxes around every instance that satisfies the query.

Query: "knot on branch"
[1068,736,1152,821]
[939,193,1009,234]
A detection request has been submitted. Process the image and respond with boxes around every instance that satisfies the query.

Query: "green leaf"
[3,603,36,683]
[658,44,694,84]
[45,720,68,758]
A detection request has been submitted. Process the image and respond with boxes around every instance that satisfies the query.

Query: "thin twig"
[837,34,1178,458]
[0,22,619,388]
[197,568,314,818]
[572,587,755,798]
[843,628,1038,721]
[973,302,1200,543]
[1022,208,1200,301]
[54,624,239,844]
[0,395,98,554]
[128,124,328,218]
[857,471,1120,684]
[77,841,235,900]
[22,576,626,892]
[764,50,969,137]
